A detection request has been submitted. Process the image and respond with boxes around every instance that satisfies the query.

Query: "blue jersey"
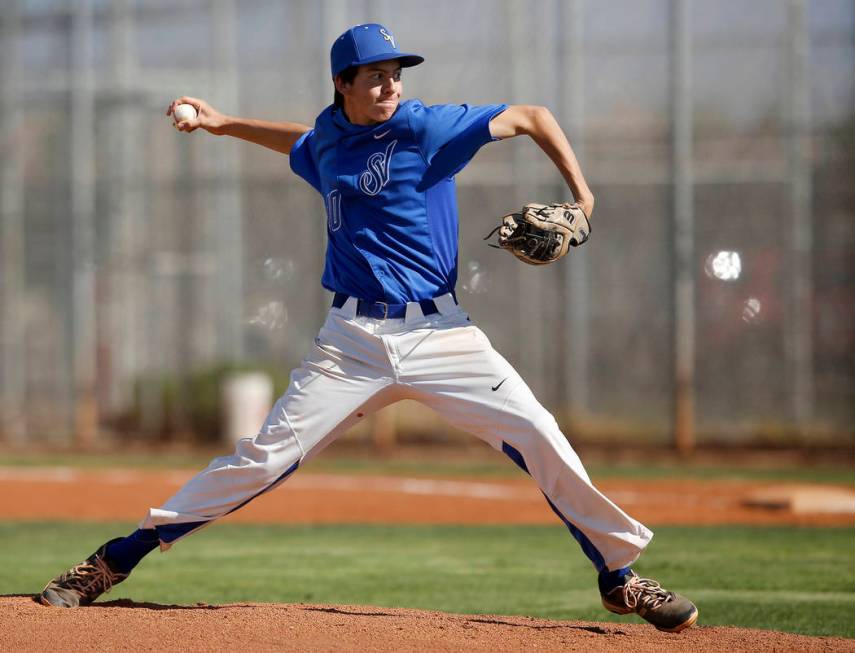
[290,99,507,304]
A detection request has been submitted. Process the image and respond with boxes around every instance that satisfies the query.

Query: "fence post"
[70,0,98,447]
[786,0,814,429]
[671,0,695,454]
[0,0,27,444]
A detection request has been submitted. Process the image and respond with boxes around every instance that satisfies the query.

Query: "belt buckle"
[375,301,389,320]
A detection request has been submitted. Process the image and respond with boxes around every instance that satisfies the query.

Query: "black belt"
[332,292,454,320]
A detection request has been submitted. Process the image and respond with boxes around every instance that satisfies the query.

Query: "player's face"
[339,60,402,125]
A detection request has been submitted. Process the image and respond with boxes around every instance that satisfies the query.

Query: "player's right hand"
[166,96,228,135]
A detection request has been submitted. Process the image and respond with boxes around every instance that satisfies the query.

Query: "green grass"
[587,462,855,484]
[4,522,854,638]
[0,451,215,470]
[2,450,853,484]
[311,456,855,485]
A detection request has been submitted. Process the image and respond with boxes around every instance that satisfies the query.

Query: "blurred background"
[0,0,852,453]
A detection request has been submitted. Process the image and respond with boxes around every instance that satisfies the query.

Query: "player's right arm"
[167,96,310,156]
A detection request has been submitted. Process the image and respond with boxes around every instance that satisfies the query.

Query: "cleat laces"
[622,575,673,612]
[59,555,122,598]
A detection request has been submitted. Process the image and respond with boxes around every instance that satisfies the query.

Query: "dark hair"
[333,65,359,108]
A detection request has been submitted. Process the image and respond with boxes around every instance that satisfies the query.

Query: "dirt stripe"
[1,467,853,526]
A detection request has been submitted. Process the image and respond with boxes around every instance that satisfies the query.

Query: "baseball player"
[38,24,697,633]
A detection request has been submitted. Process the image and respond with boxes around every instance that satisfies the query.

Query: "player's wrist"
[577,194,594,218]
[209,114,236,136]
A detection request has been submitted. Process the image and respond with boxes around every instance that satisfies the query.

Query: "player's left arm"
[489,105,594,218]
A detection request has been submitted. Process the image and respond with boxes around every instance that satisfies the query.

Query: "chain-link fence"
[0,0,853,447]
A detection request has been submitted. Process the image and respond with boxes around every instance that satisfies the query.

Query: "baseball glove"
[484,202,591,265]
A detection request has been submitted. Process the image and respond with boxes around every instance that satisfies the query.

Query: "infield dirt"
[3,596,853,652]
[1,466,854,526]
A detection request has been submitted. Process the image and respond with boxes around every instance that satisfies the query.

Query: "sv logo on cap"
[379,28,395,48]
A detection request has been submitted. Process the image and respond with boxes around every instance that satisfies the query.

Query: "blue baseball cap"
[330,23,424,79]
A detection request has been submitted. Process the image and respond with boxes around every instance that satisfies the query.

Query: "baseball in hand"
[173,103,197,123]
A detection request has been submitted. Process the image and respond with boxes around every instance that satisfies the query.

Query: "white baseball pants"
[141,295,653,572]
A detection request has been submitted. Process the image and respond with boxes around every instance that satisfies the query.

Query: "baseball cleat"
[38,538,129,608]
[601,571,698,633]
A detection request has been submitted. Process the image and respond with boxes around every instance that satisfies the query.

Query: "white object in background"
[742,297,762,324]
[173,103,197,124]
[704,250,742,281]
[222,372,273,444]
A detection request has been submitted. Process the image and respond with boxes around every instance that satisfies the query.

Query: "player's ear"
[334,74,350,95]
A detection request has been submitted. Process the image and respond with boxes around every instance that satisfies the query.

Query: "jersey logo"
[358,140,397,196]
[379,28,395,48]
[325,189,342,232]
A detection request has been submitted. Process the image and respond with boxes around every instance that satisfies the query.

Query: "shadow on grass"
[16,594,406,616]
[97,599,238,610]
[4,594,39,599]
[13,594,235,611]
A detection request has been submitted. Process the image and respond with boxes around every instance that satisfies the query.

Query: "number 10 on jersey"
[325,189,342,232]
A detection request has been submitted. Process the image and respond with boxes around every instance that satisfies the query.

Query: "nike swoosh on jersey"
[373,129,391,139]
[491,378,508,392]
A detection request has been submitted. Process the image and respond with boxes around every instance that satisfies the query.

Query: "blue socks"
[105,529,160,574]
[598,566,632,595]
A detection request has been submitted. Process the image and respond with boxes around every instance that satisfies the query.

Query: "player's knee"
[233,422,302,471]
[518,411,562,442]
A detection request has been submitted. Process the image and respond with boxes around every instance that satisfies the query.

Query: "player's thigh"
[259,325,394,457]
[404,325,555,448]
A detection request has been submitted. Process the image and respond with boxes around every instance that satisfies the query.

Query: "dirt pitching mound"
[3,596,852,653]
